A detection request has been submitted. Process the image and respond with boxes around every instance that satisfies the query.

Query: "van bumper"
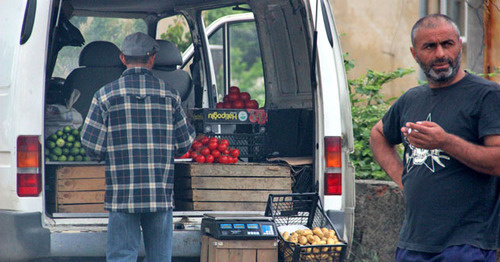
[0,211,203,260]
[0,211,50,261]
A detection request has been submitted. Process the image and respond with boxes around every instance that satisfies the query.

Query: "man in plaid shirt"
[81,32,195,262]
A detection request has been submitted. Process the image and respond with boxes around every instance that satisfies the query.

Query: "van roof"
[68,0,243,18]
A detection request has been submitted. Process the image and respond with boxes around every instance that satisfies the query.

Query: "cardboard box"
[200,235,278,262]
[174,162,292,211]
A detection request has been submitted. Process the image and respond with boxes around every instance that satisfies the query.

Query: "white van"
[0,0,354,260]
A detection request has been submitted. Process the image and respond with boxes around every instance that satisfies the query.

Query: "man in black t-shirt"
[370,14,500,262]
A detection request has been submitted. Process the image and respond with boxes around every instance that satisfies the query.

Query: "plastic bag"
[45,89,82,138]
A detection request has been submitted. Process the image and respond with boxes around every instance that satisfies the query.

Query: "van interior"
[43,0,316,217]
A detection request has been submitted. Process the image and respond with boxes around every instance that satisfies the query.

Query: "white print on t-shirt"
[405,114,450,173]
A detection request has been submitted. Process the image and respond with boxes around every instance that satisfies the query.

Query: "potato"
[306,235,315,243]
[282,231,290,241]
[289,235,298,243]
[313,227,324,238]
[303,229,313,236]
[296,229,305,235]
[313,235,321,243]
[299,236,308,245]
[327,238,335,245]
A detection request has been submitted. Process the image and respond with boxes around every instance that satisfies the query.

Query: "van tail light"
[17,136,41,197]
[324,136,342,195]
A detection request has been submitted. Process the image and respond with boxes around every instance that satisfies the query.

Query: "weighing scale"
[201,213,278,240]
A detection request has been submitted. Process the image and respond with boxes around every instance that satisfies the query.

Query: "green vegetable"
[46,141,56,149]
[75,155,83,162]
[70,148,80,156]
[73,141,81,148]
[67,135,75,142]
[56,138,65,147]
[52,147,62,156]
[62,148,70,156]
[67,155,75,161]
[49,154,58,161]
[58,155,67,161]
[63,126,72,133]
[56,130,63,136]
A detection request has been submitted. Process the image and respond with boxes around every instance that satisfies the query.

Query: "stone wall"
[350,180,499,262]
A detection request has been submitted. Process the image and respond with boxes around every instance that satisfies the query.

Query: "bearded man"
[369,14,500,262]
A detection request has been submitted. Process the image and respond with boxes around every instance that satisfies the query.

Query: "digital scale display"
[202,213,278,240]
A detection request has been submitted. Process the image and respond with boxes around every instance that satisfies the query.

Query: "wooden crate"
[174,162,292,211]
[55,165,106,213]
[200,235,278,262]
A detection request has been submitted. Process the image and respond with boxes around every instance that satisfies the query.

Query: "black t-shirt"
[382,73,500,252]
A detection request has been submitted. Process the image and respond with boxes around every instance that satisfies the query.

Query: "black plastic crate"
[213,133,266,160]
[265,193,347,262]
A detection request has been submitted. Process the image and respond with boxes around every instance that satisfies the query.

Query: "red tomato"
[239,92,251,101]
[211,150,221,158]
[180,151,190,159]
[216,102,224,108]
[223,95,230,102]
[209,137,219,144]
[232,100,245,109]
[230,149,240,158]
[195,155,206,163]
[222,149,230,155]
[228,92,240,102]
[219,139,229,145]
[200,147,211,156]
[223,102,232,108]
[245,99,259,109]
[200,137,210,145]
[231,157,238,164]
[208,141,218,150]
[218,155,229,164]
[190,151,199,159]
[205,154,215,163]
[191,142,203,150]
[217,143,228,152]
[229,86,240,94]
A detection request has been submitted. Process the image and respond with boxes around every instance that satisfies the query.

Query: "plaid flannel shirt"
[81,67,195,213]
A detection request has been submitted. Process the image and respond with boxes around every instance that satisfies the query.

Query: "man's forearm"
[370,122,404,188]
[441,134,500,176]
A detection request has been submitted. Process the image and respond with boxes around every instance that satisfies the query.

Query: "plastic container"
[214,133,265,160]
[265,193,347,262]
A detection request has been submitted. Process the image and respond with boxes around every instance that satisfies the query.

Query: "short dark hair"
[123,54,153,64]
[411,14,460,46]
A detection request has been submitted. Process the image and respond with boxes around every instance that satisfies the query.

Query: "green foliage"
[345,54,415,180]
[159,16,191,53]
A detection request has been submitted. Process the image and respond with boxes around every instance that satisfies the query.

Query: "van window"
[157,15,192,54]
[52,17,146,78]
[202,10,265,106]
[0,1,27,87]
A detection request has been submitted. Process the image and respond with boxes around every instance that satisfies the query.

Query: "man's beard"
[417,52,461,84]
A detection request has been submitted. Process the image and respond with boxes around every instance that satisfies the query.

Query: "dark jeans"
[106,210,173,262]
[396,245,496,262]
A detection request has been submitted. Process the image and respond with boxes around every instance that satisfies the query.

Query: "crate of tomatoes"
[178,135,241,164]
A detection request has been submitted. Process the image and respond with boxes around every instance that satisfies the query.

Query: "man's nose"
[435,45,445,58]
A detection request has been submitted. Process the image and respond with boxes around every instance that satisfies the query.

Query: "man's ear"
[147,53,157,68]
[119,53,127,66]
[410,47,417,61]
